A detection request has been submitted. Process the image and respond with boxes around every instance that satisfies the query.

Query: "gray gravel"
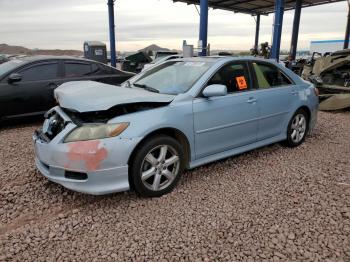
[0,111,349,262]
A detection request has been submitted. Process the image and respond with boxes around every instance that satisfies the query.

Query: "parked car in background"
[154,51,179,60]
[33,57,318,197]
[0,56,134,120]
[0,55,9,64]
[142,54,183,72]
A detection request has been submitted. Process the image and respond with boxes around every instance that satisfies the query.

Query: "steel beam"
[289,0,302,61]
[254,14,261,50]
[108,0,117,67]
[199,0,209,56]
[270,0,285,61]
[344,4,350,49]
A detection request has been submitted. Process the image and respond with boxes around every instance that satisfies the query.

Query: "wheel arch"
[127,127,191,170]
[297,105,311,123]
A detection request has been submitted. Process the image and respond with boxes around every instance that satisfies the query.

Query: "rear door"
[63,60,94,82]
[90,63,132,85]
[250,61,300,140]
[193,61,259,159]
[1,61,60,117]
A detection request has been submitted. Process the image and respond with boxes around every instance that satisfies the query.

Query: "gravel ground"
[0,111,349,262]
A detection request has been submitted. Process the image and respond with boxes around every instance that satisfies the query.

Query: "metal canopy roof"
[173,0,346,15]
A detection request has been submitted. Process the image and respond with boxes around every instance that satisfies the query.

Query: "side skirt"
[189,134,286,169]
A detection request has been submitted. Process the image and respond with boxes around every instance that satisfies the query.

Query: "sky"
[0,0,348,52]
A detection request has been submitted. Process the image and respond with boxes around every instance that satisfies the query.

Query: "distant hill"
[0,44,83,56]
[138,44,170,53]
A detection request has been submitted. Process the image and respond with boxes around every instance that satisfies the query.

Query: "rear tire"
[284,109,309,148]
[130,135,185,197]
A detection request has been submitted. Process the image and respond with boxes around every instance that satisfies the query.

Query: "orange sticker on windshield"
[236,76,248,90]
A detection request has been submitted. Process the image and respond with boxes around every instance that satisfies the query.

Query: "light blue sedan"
[33,57,318,197]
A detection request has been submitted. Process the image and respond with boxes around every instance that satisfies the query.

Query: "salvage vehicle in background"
[142,54,182,72]
[33,57,319,197]
[302,49,350,111]
[0,55,9,64]
[0,56,134,120]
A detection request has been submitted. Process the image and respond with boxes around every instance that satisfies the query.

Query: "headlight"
[64,122,129,143]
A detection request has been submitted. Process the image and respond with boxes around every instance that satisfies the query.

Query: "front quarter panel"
[108,100,195,161]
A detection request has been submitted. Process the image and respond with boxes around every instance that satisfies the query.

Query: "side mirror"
[202,84,227,98]
[8,73,22,83]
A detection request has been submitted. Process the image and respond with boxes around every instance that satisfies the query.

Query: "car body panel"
[33,56,319,195]
[193,93,259,158]
[107,98,196,163]
[254,86,298,140]
[55,81,175,112]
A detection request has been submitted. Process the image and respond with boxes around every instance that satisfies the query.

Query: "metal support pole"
[199,0,208,56]
[289,0,302,61]
[344,4,350,49]
[270,0,285,61]
[254,14,261,51]
[108,0,116,67]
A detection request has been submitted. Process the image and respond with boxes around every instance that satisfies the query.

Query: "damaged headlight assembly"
[64,123,129,143]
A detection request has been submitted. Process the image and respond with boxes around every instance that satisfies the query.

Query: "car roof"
[12,55,97,64]
[171,56,280,65]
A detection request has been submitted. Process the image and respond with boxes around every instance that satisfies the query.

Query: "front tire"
[130,135,185,197]
[284,109,309,147]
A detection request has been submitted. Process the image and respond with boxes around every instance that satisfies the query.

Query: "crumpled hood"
[54,81,175,112]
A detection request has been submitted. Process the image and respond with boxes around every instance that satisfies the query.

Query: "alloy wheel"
[290,113,306,143]
[140,145,180,191]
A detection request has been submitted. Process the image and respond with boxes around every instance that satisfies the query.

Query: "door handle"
[291,90,298,95]
[246,97,257,104]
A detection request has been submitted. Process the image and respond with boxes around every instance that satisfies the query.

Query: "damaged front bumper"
[33,107,141,195]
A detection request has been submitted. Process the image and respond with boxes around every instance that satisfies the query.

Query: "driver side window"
[207,62,251,93]
[19,63,58,82]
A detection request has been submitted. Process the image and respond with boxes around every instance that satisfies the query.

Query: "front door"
[193,62,259,159]
[0,61,60,117]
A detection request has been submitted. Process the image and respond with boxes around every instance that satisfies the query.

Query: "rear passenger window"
[207,63,251,93]
[65,62,92,77]
[19,63,58,81]
[97,64,117,75]
[87,63,119,76]
[252,62,292,88]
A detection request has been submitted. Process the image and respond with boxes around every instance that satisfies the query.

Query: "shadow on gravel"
[0,115,44,130]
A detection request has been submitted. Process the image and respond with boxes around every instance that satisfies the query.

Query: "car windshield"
[132,60,213,95]
[0,59,25,78]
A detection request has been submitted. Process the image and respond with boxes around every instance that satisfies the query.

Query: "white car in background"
[142,54,182,72]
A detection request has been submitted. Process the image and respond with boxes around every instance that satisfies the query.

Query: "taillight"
[314,87,319,96]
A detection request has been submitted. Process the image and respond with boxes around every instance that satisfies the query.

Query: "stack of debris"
[122,52,152,73]
[302,49,350,111]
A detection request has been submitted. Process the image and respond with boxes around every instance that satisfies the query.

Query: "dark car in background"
[0,56,134,120]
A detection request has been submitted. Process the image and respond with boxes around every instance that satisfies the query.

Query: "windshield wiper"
[133,83,159,93]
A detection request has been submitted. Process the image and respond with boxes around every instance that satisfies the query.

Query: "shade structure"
[173,0,345,15]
